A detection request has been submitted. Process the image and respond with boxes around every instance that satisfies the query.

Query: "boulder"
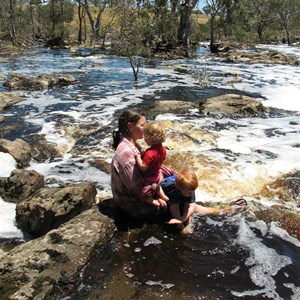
[199,94,268,118]
[0,92,26,109]
[218,49,299,65]
[0,206,115,300]
[0,138,32,167]
[16,182,97,237]
[3,74,77,91]
[0,169,44,203]
[148,100,197,118]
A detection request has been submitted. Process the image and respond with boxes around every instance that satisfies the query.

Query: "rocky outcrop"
[148,100,198,118]
[3,74,77,90]
[0,206,115,300]
[16,182,97,237]
[0,92,26,109]
[0,169,44,203]
[199,94,268,118]
[0,138,32,167]
[217,49,299,65]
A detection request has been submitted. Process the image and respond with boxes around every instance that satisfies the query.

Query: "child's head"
[143,121,166,145]
[175,169,198,197]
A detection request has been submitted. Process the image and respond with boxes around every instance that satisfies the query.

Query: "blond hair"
[175,169,198,191]
[143,121,166,144]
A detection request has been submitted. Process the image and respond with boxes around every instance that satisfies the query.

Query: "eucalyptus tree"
[178,0,199,47]
[203,0,229,52]
[274,0,300,45]
[111,0,153,81]
[80,0,112,43]
[247,0,279,43]
[0,0,28,44]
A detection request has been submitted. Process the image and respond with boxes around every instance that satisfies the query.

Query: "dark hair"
[112,110,145,150]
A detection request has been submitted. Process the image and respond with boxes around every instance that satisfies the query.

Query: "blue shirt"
[161,175,196,205]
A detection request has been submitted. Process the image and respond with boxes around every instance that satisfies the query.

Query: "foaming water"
[0,197,24,240]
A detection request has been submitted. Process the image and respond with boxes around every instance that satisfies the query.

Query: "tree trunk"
[178,1,194,47]
[78,0,83,44]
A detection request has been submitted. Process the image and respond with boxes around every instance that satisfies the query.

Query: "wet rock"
[217,49,299,65]
[255,206,300,240]
[0,169,44,203]
[3,74,77,91]
[16,182,97,237]
[0,116,5,123]
[260,169,300,206]
[0,92,26,109]
[31,136,63,162]
[0,138,32,167]
[89,158,111,174]
[0,206,115,300]
[148,100,197,118]
[199,94,268,118]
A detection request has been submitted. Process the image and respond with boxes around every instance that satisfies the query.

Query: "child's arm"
[136,154,149,171]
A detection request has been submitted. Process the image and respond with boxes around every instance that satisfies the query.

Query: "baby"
[136,121,169,202]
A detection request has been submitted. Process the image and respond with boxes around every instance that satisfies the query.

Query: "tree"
[275,0,300,45]
[178,0,199,47]
[204,0,228,52]
[82,0,111,43]
[111,0,152,81]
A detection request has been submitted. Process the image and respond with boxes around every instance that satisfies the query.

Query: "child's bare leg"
[156,185,169,201]
[156,173,169,201]
[169,204,185,230]
[180,203,194,234]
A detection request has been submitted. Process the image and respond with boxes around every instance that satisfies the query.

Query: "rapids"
[0,44,299,299]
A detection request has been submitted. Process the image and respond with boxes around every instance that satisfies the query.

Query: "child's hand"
[146,198,166,207]
[157,198,167,207]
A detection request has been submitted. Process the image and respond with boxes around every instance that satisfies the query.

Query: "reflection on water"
[67,214,299,299]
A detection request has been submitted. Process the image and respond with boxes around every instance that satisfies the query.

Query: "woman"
[111,110,174,218]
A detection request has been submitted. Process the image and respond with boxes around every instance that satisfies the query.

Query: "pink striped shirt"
[111,138,174,217]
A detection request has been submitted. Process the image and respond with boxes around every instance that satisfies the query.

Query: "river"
[0,44,299,299]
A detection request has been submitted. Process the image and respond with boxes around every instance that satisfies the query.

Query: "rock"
[0,169,44,203]
[0,206,115,300]
[148,100,197,118]
[199,94,268,118]
[0,138,32,167]
[0,92,26,109]
[3,74,77,91]
[0,116,5,123]
[89,158,111,174]
[260,169,300,206]
[217,49,299,65]
[255,206,300,240]
[16,182,97,237]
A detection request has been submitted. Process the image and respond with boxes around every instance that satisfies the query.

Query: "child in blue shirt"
[162,169,247,234]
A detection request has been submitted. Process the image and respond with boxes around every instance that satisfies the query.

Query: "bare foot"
[181,225,194,235]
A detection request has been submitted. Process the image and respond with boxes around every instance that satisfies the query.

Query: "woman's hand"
[145,198,167,207]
